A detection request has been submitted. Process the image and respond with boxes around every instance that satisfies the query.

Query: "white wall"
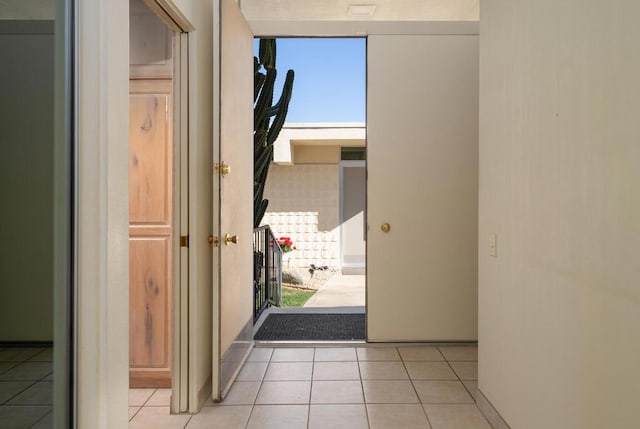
[479,1,640,427]
[263,164,341,268]
[0,22,54,342]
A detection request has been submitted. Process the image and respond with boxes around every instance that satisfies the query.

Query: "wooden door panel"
[129,83,172,224]
[129,237,171,367]
[129,79,173,387]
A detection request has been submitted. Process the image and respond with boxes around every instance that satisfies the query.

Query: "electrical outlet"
[489,233,498,257]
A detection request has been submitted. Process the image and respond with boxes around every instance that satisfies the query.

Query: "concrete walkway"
[303,273,365,307]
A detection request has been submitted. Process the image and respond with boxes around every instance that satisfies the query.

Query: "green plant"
[254,39,294,228]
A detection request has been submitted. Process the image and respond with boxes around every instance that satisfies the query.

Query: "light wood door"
[367,35,479,341]
[129,79,173,387]
[213,0,254,399]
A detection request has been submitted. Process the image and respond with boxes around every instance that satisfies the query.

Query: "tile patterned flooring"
[0,344,488,428]
[130,344,490,429]
[0,347,53,428]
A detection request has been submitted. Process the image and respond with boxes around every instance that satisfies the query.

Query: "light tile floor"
[130,344,490,429]
[0,347,53,428]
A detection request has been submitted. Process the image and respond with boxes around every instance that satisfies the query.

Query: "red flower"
[277,236,295,253]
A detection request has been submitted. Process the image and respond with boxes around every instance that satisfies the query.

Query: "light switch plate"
[489,233,497,257]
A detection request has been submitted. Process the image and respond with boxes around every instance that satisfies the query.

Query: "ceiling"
[0,0,53,20]
[0,0,478,24]
[241,0,479,22]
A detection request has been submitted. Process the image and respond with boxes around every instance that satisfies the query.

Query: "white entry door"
[367,35,479,341]
[213,0,254,399]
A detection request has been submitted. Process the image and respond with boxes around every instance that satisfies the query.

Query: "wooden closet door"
[129,79,173,387]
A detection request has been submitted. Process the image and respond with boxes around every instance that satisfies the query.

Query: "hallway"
[129,344,489,429]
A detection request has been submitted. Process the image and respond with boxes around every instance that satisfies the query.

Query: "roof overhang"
[273,123,366,164]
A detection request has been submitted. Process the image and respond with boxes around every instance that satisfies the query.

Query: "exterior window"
[341,147,366,161]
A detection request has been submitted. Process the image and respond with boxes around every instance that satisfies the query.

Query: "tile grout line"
[437,346,491,427]
[181,413,193,429]
[0,355,54,407]
[306,347,316,428]
[439,346,478,403]
[28,348,52,362]
[1,377,40,406]
[129,405,142,422]
[242,348,271,429]
[400,346,435,427]
[358,347,371,429]
[31,409,53,427]
[0,361,20,376]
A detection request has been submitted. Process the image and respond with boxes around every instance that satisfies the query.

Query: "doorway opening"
[252,38,367,342]
[128,0,189,414]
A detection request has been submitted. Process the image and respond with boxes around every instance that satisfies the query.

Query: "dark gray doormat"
[254,313,365,341]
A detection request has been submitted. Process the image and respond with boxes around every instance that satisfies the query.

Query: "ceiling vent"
[347,4,376,17]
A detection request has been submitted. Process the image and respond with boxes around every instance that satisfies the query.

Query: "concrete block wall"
[262,164,340,268]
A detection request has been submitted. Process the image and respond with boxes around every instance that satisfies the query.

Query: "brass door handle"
[381,223,391,233]
[213,162,231,176]
[224,234,238,245]
[220,162,230,176]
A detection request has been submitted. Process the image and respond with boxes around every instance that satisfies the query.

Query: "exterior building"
[1,0,639,428]
[263,123,366,272]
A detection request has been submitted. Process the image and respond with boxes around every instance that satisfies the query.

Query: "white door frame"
[171,30,190,414]
[132,1,194,413]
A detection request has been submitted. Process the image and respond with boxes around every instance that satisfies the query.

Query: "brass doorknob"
[381,223,391,233]
[224,234,238,245]
[220,162,231,176]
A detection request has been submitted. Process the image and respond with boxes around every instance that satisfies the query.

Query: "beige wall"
[294,145,340,164]
[479,1,640,428]
[0,23,54,342]
[263,164,341,268]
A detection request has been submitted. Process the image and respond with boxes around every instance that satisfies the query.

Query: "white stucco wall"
[263,164,340,268]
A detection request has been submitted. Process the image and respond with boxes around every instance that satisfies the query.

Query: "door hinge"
[213,161,231,176]
[180,235,189,248]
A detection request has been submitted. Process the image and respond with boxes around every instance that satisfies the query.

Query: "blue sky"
[254,38,366,123]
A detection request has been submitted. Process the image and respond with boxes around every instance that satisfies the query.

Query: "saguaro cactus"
[254,38,294,228]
